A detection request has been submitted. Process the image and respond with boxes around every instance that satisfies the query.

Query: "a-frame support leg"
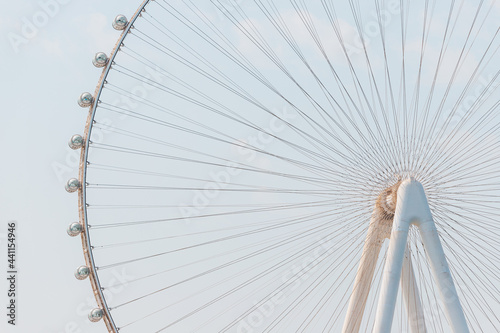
[373,178,468,333]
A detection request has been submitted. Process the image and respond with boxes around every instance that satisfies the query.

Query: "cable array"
[80,0,500,331]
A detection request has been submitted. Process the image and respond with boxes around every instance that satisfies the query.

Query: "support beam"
[401,247,426,333]
[343,181,398,333]
[373,178,468,333]
[342,218,385,333]
[372,209,409,332]
[418,218,469,333]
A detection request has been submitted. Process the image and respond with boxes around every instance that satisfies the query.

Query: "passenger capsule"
[88,308,104,322]
[78,92,93,108]
[65,178,81,193]
[92,52,109,68]
[68,134,84,150]
[67,222,83,237]
[75,266,90,280]
[112,14,128,30]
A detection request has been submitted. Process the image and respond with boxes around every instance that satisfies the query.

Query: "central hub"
[373,181,402,239]
[379,182,400,216]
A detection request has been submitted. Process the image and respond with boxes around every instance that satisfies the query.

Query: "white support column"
[417,219,469,333]
[372,206,410,332]
[342,218,386,333]
[401,247,426,333]
[373,178,468,333]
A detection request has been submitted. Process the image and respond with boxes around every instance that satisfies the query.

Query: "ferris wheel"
[66,0,500,332]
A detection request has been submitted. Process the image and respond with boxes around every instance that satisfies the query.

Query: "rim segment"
[77,1,152,331]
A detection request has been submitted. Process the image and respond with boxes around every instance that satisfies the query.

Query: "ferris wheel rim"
[78,1,153,331]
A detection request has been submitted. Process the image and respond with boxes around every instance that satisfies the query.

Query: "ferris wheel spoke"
[95,87,384,182]
[118,228,330,330]
[159,223,368,333]
[96,208,349,270]
[182,0,408,171]
[113,215,366,317]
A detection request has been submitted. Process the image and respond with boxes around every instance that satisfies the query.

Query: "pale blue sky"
[0,0,499,332]
[0,1,141,332]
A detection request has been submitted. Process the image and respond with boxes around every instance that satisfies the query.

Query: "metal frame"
[343,178,469,332]
[74,1,470,330]
[77,1,152,331]
[373,178,468,332]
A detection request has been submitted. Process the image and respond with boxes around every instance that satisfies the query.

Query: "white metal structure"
[343,178,469,333]
[65,0,500,332]
[373,178,467,332]
[374,178,467,332]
